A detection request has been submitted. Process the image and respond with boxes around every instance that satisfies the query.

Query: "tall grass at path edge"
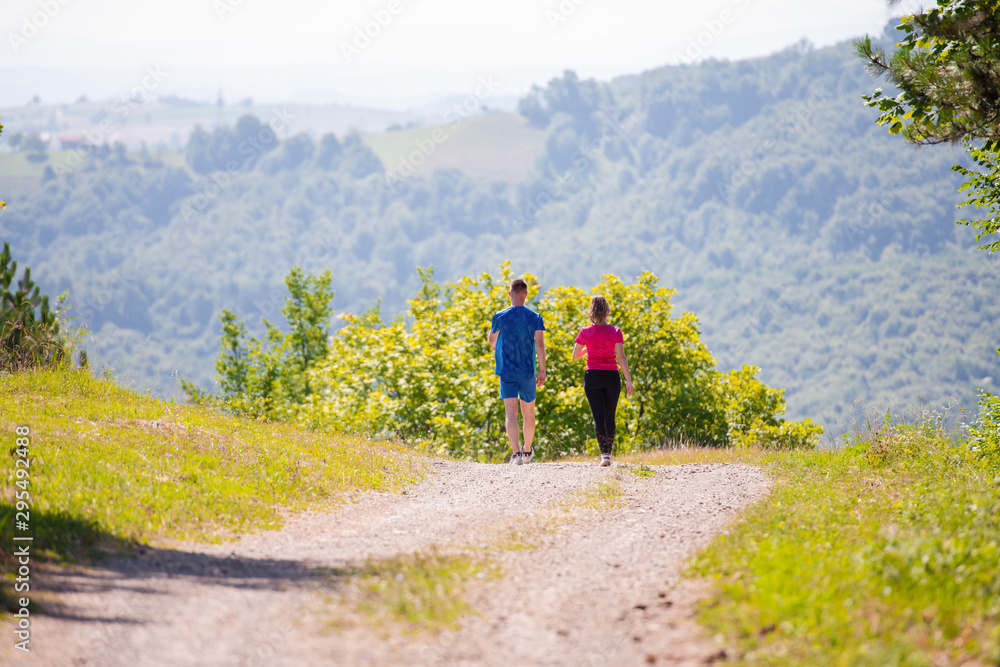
[0,366,424,612]
[630,416,1000,665]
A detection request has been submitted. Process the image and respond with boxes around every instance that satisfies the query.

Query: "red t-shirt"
[575,324,624,371]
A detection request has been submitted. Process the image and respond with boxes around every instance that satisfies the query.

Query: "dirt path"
[8,460,769,666]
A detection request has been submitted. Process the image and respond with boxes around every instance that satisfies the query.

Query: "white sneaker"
[522,449,534,463]
[600,454,612,467]
[509,452,523,465]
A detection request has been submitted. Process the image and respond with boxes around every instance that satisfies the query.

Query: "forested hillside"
[2,28,997,442]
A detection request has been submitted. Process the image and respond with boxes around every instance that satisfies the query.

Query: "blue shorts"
[499,376,537,402]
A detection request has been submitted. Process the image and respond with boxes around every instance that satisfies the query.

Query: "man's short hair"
[510,278,528,294]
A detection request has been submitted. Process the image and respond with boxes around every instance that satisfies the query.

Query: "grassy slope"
[0,151,68,177]
[631,430,1000,665]
[0,367,425,609]
[363,112,544,181]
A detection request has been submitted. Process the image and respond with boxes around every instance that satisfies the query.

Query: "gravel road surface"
[8,459,769,666]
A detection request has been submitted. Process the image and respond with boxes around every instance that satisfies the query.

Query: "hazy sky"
[1,0,922,107]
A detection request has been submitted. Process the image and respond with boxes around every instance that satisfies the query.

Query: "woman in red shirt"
[572,295,634,466]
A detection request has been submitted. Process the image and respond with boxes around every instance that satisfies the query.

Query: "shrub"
[721,364,823,450]
[202,263,822,459]
[968,389,1000,472]
[0,242,76,370]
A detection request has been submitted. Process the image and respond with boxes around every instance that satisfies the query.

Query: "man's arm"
[487,314,499,349]
[535,329,546,386]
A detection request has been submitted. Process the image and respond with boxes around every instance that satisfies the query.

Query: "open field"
[364,112,545,181]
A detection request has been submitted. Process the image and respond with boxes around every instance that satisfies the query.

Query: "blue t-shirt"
[490,306,545,379]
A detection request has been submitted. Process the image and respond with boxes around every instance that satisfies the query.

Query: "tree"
[316,133,342,170]
[0,242,66,369]
[517,70,607,134]
[856,2,1000,252]
[184,115,279,174]
[262,133,314,172]
[22,132,48,154]
[280,266,333,394]
[857,3,1000,438]
[183,266,333,417]
[1,121,5,210]
[6,129,22,151]
[0,127,66,369]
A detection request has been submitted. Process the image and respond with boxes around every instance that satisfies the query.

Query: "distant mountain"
[0,98,423,151]
[2,32,997,443]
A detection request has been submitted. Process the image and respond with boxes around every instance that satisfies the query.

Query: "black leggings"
[584,370,621,455]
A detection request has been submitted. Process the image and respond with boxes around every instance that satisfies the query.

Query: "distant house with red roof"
[59,134,86,150]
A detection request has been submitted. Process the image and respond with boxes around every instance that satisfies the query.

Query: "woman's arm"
[572,342,586,360]
[615,342,634,397]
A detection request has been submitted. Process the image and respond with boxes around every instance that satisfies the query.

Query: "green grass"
[0,151,66,177]
[626,446,771,467]
[362,112,543,181]
[575,476,625,510]
[678,422,1000,665]
[328,550,500,633]
[621,463,656,478]
[0,366,425,610]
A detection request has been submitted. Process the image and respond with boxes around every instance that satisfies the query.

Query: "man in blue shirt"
[488,277,546,465]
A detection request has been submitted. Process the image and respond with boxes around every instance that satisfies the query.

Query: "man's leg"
[503,397,521,454]
[520,399,536,453]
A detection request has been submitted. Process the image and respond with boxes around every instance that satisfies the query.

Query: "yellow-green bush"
[205,263,821,459]
[967,388,1000,471]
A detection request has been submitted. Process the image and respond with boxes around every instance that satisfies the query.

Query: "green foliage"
[857,3,1000,251]
[955,139,1000,252]
[212,264,820,458]
[0,119,4,209]
[0,365,422,547]
[722,365,824,450]
[857,6,1000,144]
[690,415,1000,665]
[0,242,69,370]
[967,386,1000,470]
[20,133,48,154]
[281,267,334,382]
[1,365,423,613]
[518,70,607,134]
[185,114,278,174]
[183,266,334,418]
